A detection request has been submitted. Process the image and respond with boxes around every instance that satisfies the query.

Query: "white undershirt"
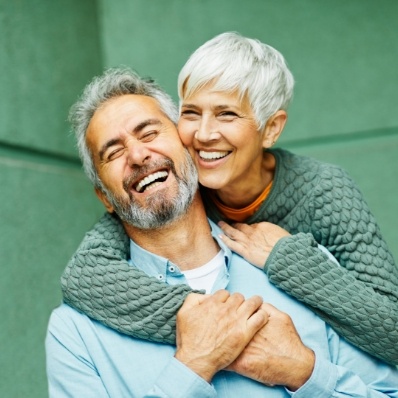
[182,250,225,293]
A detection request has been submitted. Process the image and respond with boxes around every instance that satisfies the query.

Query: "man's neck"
[123,195,220,271]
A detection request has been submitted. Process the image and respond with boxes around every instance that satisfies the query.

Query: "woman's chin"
[199,175,229,191]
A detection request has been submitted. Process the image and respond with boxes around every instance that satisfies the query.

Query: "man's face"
[86,94,198,229]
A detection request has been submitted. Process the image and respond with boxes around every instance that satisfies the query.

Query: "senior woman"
[61,32,398,364]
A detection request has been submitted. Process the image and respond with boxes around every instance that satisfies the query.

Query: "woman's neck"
[215,152,276,209]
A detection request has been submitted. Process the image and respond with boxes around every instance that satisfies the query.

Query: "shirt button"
[168,265,175,273]
[157,274,164,280]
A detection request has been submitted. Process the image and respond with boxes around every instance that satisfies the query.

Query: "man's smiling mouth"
[134,170,169,193]
[199,150,230,161]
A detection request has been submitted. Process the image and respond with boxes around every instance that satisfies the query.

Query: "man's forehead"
[86,94,175,150]
[99,94,163,116]
[89,95,166,132]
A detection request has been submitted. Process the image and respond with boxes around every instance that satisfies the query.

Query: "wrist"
[285,348,315,391]
[174,350,217,383]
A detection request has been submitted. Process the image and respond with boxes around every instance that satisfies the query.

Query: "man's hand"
[174,291,269,382]
[218,221,290,268]
[226,303,315,391]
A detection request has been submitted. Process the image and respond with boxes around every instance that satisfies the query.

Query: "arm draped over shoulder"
[61,213,194,344]
[61,149,398,364]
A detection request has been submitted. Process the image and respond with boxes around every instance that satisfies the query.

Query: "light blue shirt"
[46,221,398,397]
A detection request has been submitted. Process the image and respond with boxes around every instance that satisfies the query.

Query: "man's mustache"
[122,158,175,194]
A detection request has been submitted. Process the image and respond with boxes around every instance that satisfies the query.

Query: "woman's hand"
[218,221,290,269]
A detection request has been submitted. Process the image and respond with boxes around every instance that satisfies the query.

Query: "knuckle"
[231,292,245,301]
[215,289,230,300]
[250,295,263,304]
[279,311,292,324]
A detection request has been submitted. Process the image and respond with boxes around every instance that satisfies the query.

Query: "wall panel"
[0,155,104,396]
[98,0,398,140]
[0,0,103,396]
[0,0,102,156]
[1,0,397,395]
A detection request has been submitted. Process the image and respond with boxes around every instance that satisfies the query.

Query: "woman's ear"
[95,187,115,213]
[261,110,287,148]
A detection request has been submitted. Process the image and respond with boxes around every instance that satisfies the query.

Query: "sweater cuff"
[264,232,317,272]
[148,357,217,398]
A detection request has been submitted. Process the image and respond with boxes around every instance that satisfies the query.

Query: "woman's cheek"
[177,121,194,146]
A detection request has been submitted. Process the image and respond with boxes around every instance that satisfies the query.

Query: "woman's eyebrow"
[181,104,234,110]
[180,103,198,109]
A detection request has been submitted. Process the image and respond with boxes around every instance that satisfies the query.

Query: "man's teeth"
[199,151,229,160]
[135,171,168,193]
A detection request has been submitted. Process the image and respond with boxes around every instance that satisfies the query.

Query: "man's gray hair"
[178,32,294,130]
[69,67,178,187]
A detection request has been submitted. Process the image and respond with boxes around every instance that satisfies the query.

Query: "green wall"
[1,0,397,396]
[0,1,104,396]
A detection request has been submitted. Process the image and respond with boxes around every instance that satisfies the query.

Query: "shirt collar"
[129,219,232,279]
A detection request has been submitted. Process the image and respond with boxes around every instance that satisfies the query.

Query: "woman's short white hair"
[69,67,178,187]
[178,32,294,130]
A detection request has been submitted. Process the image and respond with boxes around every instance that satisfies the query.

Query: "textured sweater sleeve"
[265,166,398,365]
[61,213,194,344]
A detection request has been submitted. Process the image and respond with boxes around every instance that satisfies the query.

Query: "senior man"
[46,68,398,397]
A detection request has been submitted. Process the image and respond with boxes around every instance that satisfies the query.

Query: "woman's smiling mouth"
[198,150,230,162]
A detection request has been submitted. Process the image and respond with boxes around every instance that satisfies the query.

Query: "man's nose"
[126,141,151,167]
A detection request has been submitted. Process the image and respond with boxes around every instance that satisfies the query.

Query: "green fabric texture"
[61,148,398,363]
[61,213,193,344]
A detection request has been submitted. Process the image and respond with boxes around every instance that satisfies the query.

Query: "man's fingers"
[247,306,269,332]
[183,293,208,307]
[261,302,279,316]
[237,295,269,332]
[237,294,263,315]
[227,292,246,307]
[211,289,231,303]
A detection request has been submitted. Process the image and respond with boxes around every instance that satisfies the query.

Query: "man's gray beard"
[100,149,198,230]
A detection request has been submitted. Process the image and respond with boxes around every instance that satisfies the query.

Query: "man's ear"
[261,110,287,148]
[95,187,115,213]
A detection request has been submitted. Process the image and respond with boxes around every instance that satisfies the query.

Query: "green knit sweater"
[61,148,398,364]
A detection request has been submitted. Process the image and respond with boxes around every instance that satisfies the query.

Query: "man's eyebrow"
[98,118,162,161]
[133,118,162,133]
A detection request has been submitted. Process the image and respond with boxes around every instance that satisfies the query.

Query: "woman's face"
[178,85,266,193]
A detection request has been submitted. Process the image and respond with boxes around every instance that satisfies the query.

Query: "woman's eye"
[219,111,238,120]
[181,110,200,118]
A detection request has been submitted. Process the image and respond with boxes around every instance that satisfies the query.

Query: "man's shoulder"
[48,303,92,336]
[50,302,86,318]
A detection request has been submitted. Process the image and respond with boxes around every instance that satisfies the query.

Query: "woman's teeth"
[135,171,168,193]
[199,150,229,161]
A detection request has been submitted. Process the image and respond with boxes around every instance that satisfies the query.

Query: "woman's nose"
[195,118,221,142]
